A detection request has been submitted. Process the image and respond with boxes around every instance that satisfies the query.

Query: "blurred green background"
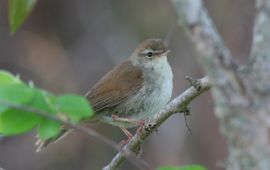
[0,0,254,169]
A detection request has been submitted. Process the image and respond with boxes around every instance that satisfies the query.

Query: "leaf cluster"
[0,71,93,140]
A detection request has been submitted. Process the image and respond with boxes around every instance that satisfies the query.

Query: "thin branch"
[103,76,211,170]
[0,99,151,170]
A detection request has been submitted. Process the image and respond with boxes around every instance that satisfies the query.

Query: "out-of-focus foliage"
[0,70,93,140]
[1,0,251,169]
[8,0,38,33]
[158,165,207,170]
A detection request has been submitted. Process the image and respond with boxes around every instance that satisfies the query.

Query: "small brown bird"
[36,38,173,151]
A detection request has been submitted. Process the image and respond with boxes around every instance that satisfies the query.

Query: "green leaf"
[29,89,55,113]
[0,107,40,135]
[157,165,207,170]
[37,119,61,140]
[8,0,37,33]
[0,87,48,135]
[32,89,61,140]
[0,84,34,113]
[0,70,93,139]
[55,94,93,123]
[0,70,21,85]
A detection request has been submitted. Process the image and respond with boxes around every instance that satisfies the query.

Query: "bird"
[36,38,173,151]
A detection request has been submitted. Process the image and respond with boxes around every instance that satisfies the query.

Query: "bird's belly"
[109,75,172,127]
[98,59,173,127]
[96,78,172,127]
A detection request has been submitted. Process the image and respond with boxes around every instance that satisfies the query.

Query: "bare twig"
[103,76,211,170]
[182,106,192,133]
[0,99,150,170]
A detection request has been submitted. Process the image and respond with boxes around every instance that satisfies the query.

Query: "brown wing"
[36,61,142,151]
[85,60,143,112]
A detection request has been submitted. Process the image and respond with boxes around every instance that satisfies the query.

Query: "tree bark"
[172,0,270,169]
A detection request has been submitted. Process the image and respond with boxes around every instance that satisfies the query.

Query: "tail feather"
[36,128,72,152]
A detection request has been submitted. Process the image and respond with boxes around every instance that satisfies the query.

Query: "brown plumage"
[86,61,143,112]
[36,38,173,151]
[135,39,167,55]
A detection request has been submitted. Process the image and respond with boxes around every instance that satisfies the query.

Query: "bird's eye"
[146,52,153,58]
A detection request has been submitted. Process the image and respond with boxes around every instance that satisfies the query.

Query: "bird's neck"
[142,57,172,83]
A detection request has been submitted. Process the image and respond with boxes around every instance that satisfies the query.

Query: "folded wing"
[86,60,143,112]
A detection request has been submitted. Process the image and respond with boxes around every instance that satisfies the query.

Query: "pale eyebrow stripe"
[141,49,164,55]
[141,49,153,54]
[153,50,164,54]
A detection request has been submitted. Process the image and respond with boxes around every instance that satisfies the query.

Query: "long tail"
[35,128,72,152]
[35,118,99,152]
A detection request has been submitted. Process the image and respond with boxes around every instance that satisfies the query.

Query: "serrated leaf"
[0,70,21,85]
[0,84,34,113]
[157,165,207,170]
[0,107,40,135]
[55,94,93,123]
[8,0,37,33]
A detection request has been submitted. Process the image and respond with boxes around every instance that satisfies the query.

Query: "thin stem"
[0,99,151,170]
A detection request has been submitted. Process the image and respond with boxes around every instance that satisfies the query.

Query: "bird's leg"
[118,127,134,146]
[119,122,145,147]
[135,122,145,134]
[111,114,145,147]
[112,114,145,136]
[120,127,133,139]
[111,114,145,127]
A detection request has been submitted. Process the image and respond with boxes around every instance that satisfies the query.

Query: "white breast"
[128,56,173,120]
[99,56,173,127]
